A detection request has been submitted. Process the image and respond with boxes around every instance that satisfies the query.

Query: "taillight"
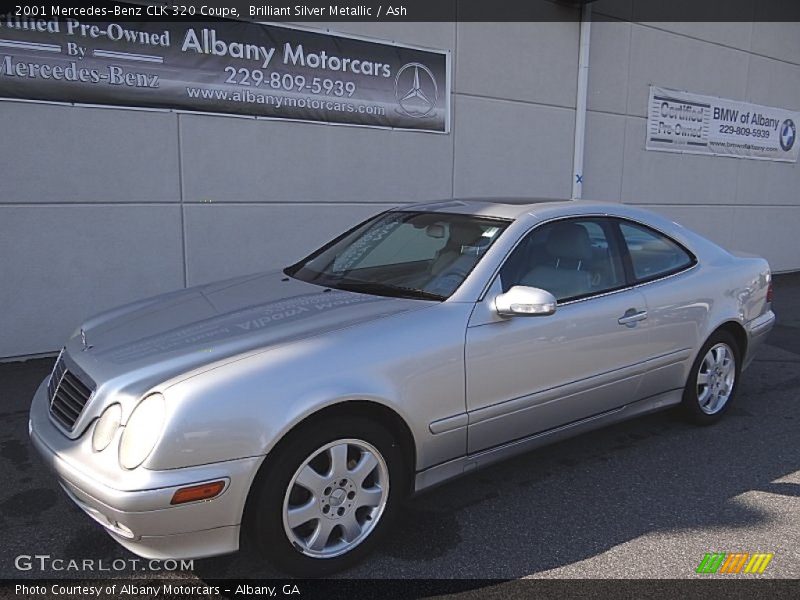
[766,281,774,303]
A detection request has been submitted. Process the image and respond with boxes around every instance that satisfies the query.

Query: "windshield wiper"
[332,279,445,301]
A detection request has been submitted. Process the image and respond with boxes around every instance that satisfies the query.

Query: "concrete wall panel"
[642,21,753,52]
[453,96,574,199]
[729,206,800,272]
[635,204,735,252]
[583,111,626,201]
[734,159,800,207]
[0,102,180,203]
[619,117,741,205]
[184,203,383,285]
[0,205,183,357]
[179,113,454,204]
[744,54,800,110]
[626,25,750,117]
[751,21,800,65]
[586,20,632,115]
[456,21,579,107]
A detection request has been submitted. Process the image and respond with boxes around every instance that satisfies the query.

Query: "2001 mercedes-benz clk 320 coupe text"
[30,199,775,574]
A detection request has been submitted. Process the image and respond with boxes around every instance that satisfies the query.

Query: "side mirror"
[494,286,557,317]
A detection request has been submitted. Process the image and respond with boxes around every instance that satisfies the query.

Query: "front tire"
[249,416,406,576]
[681,330,741,425]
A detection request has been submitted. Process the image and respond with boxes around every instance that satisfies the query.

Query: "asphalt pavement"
[1,274,798,583]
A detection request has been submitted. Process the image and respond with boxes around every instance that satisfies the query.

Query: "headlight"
[92,404,122,452]
[119,393,166,470]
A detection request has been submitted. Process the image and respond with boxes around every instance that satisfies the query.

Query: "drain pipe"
[571,3,592,200]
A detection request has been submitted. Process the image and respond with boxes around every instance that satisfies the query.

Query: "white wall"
[0,7,582,357]
[2,8,799,358]
[585,3,800,272]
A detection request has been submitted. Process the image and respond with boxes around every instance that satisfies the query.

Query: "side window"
[499,218,626,302]
[618,221,694,282]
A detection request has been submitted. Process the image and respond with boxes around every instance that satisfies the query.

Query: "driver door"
[464,217,651,453]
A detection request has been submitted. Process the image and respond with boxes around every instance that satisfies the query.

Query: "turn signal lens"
[170,480,226,505]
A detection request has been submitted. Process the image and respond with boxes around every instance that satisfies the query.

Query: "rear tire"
[681,330,741,425]
[248,416,406,576]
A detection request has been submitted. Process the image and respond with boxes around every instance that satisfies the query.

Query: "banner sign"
[647,86,798,162]
[0,14,450,132]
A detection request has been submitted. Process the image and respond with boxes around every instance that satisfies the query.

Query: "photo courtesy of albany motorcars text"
[29,198,775,575]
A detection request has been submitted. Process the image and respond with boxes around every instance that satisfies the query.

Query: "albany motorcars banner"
[647,86,799,162]
[0,13,450,132]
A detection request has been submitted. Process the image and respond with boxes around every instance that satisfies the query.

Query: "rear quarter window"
[619,221,695,282]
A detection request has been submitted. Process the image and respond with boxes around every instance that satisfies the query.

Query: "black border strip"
[2,1,800,23]
[2,579,800,600]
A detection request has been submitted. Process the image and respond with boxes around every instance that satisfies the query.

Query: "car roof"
[398,197,620,221]
[395,198,720,265]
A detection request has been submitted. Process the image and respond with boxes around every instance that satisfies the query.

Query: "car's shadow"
[191,339,800,581]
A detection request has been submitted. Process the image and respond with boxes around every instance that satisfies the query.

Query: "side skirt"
[413,388,683,494]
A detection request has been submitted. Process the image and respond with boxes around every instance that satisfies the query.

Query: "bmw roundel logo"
[779,119,796,152]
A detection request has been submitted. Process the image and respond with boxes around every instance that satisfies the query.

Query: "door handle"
[618,309,647,327]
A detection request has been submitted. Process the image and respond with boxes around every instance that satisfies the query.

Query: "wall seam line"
[455,91,575,112]
[450,21,458,199]
[618,20,633,203]
[634,22,800,69]
[177,114,189,289]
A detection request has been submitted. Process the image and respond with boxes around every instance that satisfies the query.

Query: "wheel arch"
[714,320,748,360]
[681,319,747,425]
[239,399,417,547]
[684,319,749,391]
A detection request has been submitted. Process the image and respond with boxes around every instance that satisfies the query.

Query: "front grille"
[48,354,94,430]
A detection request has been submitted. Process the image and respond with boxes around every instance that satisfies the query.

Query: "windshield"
[285,211,510,300]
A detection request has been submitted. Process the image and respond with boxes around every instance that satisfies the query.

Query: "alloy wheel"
[696,342,736,415]
[281,438,389,558]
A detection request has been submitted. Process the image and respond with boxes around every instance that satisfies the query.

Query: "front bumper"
[29,378,262,560]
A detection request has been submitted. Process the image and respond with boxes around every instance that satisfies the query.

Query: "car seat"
[430,223,485,275]
[519,222,593,300]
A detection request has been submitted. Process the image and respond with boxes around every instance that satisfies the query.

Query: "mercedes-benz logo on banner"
[395,62,438,118]
[779,119,796,152]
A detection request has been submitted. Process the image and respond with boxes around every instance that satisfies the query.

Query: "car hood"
[65,270,432,390]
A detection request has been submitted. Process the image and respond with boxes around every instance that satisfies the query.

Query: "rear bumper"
[744,310,776,369]
[29,378,261,560]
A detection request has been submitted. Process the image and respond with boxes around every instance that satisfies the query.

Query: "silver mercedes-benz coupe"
[30,199,775,574]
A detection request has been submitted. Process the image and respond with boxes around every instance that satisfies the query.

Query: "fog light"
[112,521,135,539]
[171,480,226,505]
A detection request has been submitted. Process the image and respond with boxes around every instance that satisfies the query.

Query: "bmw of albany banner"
[647,86,799,163]
[0,15,450,132]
